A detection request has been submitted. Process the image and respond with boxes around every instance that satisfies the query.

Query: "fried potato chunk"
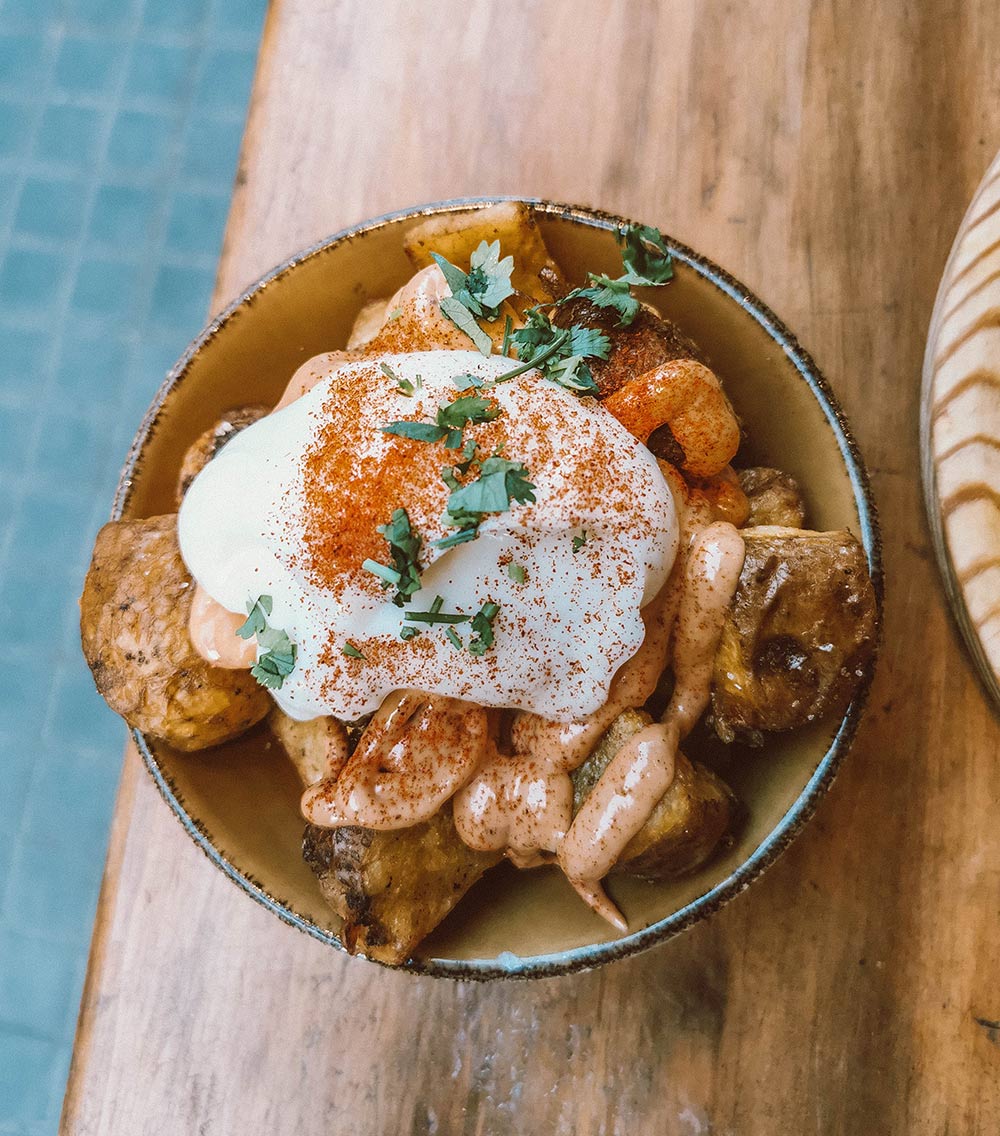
[572,710,738,880]
[711,527,878,743]
[403,201,562,304]
[302,807,501,965]
[737,467,807,528]
[552,297,704,401]
[80,515,270,750]
[175,405,269,506]
[268,709,348,786]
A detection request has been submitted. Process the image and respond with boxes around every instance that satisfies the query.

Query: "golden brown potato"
[302,806,501,965]
[269,709,348,786]
[711,526,878,743]
[572,710,739,880]
[738,467,807,528]
[403,201,562,304]
[552,297,704,401]
[175,405,269,506]
[80,515,270,750]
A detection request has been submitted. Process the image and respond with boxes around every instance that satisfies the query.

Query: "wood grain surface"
[61,1,1000,1132]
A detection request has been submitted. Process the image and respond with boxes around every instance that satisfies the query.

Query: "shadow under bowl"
[115,197,882,979]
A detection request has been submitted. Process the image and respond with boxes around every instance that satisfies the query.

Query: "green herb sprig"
[381,392,501,449]
[236,594,297,690]
[361,507,423,607]
[433,239,515,355]
[558,223,674,327]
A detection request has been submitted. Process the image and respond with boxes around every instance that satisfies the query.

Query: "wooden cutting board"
[61,2,1000,1132]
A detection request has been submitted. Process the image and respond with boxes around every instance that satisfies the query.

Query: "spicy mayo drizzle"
[558,521,745,927]
[301,691,491,830]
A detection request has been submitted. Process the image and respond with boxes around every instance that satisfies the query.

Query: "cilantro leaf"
[439,296,494,355]
[238,595,297,690]
[620,223,674,285]
[572,531,588,553]
[381,420,448,443]
[468,601,500,656]
[510,309,608,393]
[382,361,415,396]
[468,240,516,312]
[236,594,272,640]
[452,372,483,391]
[436,393,500,431]
[444,457,536,529]
[431,239,514,355]
[342,642,366,659]
[372,507,423,606]
[571,275,641,326]
[507,562,526,583]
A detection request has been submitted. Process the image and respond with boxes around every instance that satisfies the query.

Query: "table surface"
[60,2,1000,1132]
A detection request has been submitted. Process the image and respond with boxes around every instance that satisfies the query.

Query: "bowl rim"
[115,196,883,980]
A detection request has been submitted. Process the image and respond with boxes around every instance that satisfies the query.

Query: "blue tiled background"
[0,2,267,1131]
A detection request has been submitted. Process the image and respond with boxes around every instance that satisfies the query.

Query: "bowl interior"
[120,201,878,976]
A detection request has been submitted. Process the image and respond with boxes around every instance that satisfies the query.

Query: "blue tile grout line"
[0,1,269,1131]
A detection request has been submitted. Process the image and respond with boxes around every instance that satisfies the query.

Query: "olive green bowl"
[115,198,882,979]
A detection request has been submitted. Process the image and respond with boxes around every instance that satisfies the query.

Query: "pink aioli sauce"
[557,521,745,927]
[300,691,491,830]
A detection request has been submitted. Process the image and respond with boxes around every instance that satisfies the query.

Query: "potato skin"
[175,405,269,506]
[572,710,738,881]
[302,806,501,965]
[737,467,806,528]
[711,526,878,743]
[80,515,270,750]
[269,709,347,786]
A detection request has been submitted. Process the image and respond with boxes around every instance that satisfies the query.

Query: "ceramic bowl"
[115,198,882,978]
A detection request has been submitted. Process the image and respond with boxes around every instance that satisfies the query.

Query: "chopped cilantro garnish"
[361,558,402,586]
[469,601,500,656]
[620,223,674,285]
[501,314,513,357]
[387,307,402,321]
[432,239,515,355]
[403,609,470,625]
[559,223,674,327]
[433,527,479,550]
[509,310,609,394]
[452,372,483,391]
[444,456,536,529]
[400,625,421,641]
[236,594,271,639]
[382,392,500,449]
[445,626,463,650]
[507,562,526,583]
[237,594,297,690]
[364,509,422,606]
[382,361,415,396]
[572,531,588,553]
[342,642,366,659]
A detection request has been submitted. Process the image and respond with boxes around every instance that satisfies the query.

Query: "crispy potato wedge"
[738,467,806,528]
[302,807,501,965]
[175,405,269,506]
[269,709,348,786]
[403,201,562,304]
[80,515,270,750]
[552,297,704,401]
[572,710,739,880]
[711,526,878,742]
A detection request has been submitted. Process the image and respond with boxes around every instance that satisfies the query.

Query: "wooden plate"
[922,152,1000,708]
[114,198,882,977]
